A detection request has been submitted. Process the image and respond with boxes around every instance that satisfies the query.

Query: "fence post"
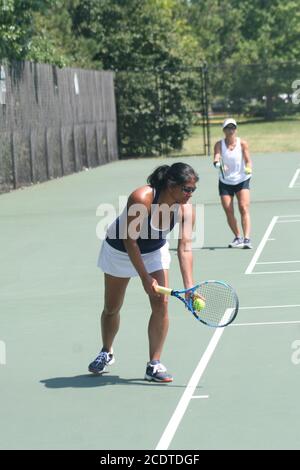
[72,124,79,172]
[29,128,35,183]
[200,66,207,156]
[114,72,122,159]
[95,124,100,165]
[84,125,89,168]
[10,131,17,189]
[60,125,65,176]
[202,64,211,157]
[44,127,50,179]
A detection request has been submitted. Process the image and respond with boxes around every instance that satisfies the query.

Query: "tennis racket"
[219,157,226,179]
[214,158,226,179]
[155,280,239,328]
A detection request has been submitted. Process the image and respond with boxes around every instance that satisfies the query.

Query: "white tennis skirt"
[97,240,171,278]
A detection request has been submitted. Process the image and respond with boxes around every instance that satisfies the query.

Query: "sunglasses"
[225,125,236,130]
[181,186,197,194]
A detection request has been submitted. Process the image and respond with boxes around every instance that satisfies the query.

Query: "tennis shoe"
[144,360,173,383]
[243,238,253,249]
[88,349,115,374]
[228,237,244,248]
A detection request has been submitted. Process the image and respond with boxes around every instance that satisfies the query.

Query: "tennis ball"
[245,166,252,175]
[193,297,206,311]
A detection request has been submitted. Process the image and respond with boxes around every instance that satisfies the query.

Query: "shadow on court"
[170,246,229,251]
[40,375,189,389]
[198,246,230,250]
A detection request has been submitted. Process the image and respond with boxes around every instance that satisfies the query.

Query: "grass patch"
[172,114,300,156]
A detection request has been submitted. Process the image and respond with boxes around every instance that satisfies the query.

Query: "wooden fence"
[0,61,118,193]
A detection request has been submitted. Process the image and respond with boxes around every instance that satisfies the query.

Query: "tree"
[187,0,300,119]
[228,0,300,119]
[70,0,204,156]
[0,0,50,61]
[70,0,201,70]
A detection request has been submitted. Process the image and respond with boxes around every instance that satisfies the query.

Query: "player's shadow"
[170,246,229,251]
[199,246,230,251]
[40,374,187,389]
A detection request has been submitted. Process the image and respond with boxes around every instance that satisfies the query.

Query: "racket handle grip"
[213,161,221,169]
[155,285,173,296]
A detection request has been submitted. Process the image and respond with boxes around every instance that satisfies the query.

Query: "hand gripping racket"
[214,158,226,179]
[155,280,239,328]
[220,157,226,179]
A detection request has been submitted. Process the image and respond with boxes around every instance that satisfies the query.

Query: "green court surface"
[1,152,300,449]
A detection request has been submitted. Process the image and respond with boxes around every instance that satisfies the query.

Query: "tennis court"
[1,152,300,450]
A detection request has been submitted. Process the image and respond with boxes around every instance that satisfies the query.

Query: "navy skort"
[219,178,250,196]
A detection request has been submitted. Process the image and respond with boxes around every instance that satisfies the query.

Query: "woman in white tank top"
[213,118,253,249]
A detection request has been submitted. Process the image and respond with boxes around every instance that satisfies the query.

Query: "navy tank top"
[105,189,179,254]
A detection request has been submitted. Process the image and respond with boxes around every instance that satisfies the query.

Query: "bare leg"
[101,274,130,352]
[147,269,169,361]
[236,189,251,238]
[220,194,241,237]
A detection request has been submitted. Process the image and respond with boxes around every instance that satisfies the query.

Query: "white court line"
[232,320,300,327]
[277,220,300,223]
[191,395,209,399]
[234,305,300,326]
[155,308,233,451]
[289,169,300,188]
[245,216,278,275]
[240,304,300,310]
[250,270,300,274]
[256,260,300,265]
[156,304,299,449]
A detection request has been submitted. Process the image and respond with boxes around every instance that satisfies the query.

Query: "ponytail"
[147,162,198,190]
[147,165,170,190]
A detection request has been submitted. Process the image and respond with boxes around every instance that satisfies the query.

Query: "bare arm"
[241,140,252,170]
[177,204,195,289]
[213,141,222,166]
[122,188,159,297]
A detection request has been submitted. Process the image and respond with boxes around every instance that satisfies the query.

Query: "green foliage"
[70,0,202,156]
[70,0,201,70]
[0,0,50,60]
[116,68,201,157]
[1,0,300,155]
[188,0,300,119]
[27,1,78,67]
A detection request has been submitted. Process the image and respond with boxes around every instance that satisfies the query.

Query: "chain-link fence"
[0,61,118,193]
[1,61,298,194]
[115,62,300,160]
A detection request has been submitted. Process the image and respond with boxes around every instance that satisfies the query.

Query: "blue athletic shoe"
[144,360,173,383]
[243,238,253,249]
[228,237,244,248]
[88,349,115,374]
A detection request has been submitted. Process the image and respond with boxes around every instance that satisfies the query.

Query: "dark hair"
[147,163,199,190]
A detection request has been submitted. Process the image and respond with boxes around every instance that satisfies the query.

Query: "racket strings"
[195,283,238,327]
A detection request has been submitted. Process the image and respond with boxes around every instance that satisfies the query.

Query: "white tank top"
[220,137,250,185]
